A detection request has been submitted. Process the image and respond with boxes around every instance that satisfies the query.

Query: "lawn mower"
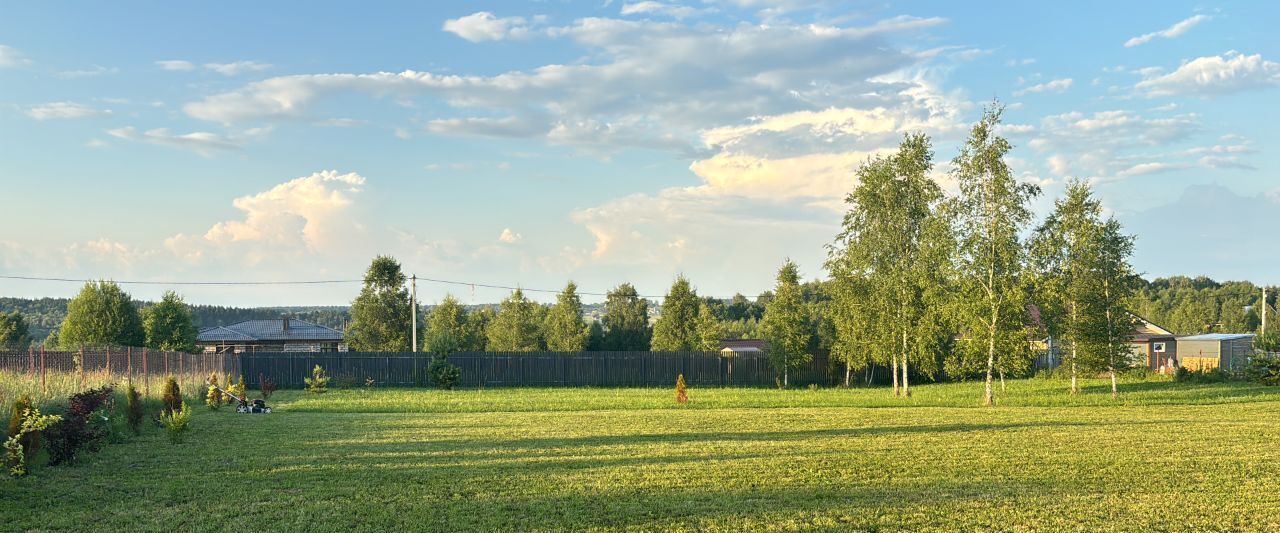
[206,380,272,414]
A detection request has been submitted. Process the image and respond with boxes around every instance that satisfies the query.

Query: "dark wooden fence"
[238,351,831,388]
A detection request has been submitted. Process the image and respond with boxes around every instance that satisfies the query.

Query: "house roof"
[720,339,767,351]
[197,319,344,343]
[1177,333,1256,341]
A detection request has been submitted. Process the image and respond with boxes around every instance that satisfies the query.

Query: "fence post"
[164,351,170,376]
[28,346,34,379]
[78,347,84,390]
[143,348,149,397]
[106,346,112,380]
[127,347,133,384]
[40,345,46,395]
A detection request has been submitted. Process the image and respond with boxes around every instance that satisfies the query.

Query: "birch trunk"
[901,330,910,397]
[892,353,900,397]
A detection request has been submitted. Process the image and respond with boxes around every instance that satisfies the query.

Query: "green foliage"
[347,256,413,352]
[1129,278,1270,335]
[761,260,813,387]
[602,283,651,351]
[1244,354,1280,386]
[426,295,469,355]
[162,376,182,415]
[58,280,144,349]
[586,321,606,351]
[695,303,721,351]
[486,289,545,352]
[948,103,1041,405]
[125,383,144,435]
[206,373,222,409]
[544,282,589,352]
[4,406,59,477]
[427,356,461,390]
[1255,331,1280,352]
[463,306,493,351]
[305,365,330,394]
[159,402,191,444]
[0,310,31,348]
[651,276,700,351]
[259,374,277,399]
[142,290,197,352]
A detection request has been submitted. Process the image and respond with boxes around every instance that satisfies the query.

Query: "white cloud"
[1012,78,1073,96]
[204,60,272,76]
[85,139,108,148]
[1124,14,1208,47]
[26,102,112,120]
[165,170,367,263]
[620,2,709,19]
[182,14,947,156]
[1135,51,1280,97]
[1005,58,1036,67]
[498,228,523,243]
[156,59,195,71]
[1115,161,1189,178]
[56,65,118,79]
[0,45,30,68]
[106,126,240,156]
[442,12,536,42]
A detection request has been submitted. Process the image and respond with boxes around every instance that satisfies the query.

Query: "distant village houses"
[197,318,346,354]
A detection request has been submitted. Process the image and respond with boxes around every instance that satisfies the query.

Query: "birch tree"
[651,276,700,351]
[826,133,948,396]
[949,104,1040,406]
[544,281,590,351]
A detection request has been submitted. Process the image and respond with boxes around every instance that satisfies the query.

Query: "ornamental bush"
[675,374,689,404]
[161,376,182,415]
[1245,354,1280,386]
[45,386,114,466]
[304,365,330,394]
[125,384,144,435]
[7,395,43,461]
[160,402,191,444]
[206,373,222,410]
[4,406,60,477]
[428,356,461,390]
[259,373,277,400]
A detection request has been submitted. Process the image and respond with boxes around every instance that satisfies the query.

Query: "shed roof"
[1177,333,1255,341]
[197,319,344,343]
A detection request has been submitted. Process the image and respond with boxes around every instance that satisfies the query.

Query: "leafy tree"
[425,295,469,354]
[601,283,651,351]
[695,303,721,351]
[651,276,700,351]
[586,321,607,351]
[463,306,494,351]
[1031,180,1138,397]
[827,133,949,396]
[486,289,544,352]
[58,281,144,349]
[544,282,589,351]
[142,291,197,352]
[0,311,30,348]
[761,260,812,387]
[948,103,1040,406]
[346,256,413,352]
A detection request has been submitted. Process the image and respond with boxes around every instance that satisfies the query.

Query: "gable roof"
[1177,333,1255,341]
[197,319,344,343]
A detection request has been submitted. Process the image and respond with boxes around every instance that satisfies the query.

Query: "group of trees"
[0,282,199,352]
[826,104,1143,404]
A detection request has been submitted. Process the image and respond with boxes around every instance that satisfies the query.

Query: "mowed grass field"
[5,379,1280,531]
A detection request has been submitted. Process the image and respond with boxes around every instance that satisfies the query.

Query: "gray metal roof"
[1177,333,1256,341]
[197,319,344,343]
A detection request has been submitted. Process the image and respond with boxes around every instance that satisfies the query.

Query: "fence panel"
[234,350,830,389]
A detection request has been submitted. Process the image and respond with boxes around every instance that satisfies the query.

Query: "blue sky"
[1,1,1277,306]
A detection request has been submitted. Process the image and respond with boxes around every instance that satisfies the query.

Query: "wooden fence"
[238,350,832,388]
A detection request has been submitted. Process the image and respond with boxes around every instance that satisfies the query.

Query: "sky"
[1,1,1278,307]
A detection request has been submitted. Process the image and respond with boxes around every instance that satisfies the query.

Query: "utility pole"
[1263,286,1269,335]
[411,274,418,352]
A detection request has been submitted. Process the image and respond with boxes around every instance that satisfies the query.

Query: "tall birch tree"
[761,260,812,387]
[949,104,1040,406]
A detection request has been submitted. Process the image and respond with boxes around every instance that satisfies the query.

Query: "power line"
[0,273,777,300]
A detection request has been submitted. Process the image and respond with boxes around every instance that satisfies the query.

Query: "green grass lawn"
[5,379,1280,531]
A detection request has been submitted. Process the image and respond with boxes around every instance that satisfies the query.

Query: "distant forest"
[0,275,1272,345]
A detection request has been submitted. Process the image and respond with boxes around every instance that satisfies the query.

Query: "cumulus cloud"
[165,170,367,263]
[498,228,523,243]
[0,45,30,68]
[26,102,112,120]
[106,126,240,156]
[1135,51,1280,97]
[442,12,539,42]
[1124,14,1208,47]
[1012,78,1073,96]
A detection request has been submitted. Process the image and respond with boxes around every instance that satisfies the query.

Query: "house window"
[283,344,320,353]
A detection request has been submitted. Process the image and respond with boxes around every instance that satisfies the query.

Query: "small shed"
[1129,315,1177,371]
[1175,334,1255,372]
